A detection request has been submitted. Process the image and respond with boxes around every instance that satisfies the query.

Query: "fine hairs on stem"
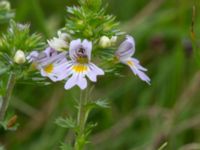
[0,73,16,121]
[74,84,94,150]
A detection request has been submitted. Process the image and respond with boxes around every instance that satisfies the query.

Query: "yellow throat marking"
[127,60,134,66]
[72,64,88,73]
[44,64,54,73]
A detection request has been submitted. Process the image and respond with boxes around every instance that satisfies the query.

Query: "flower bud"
[0,1,11,10]
[14,50,26,64]
[80,0,102,10]
[57,31,70,40]
[99,36,111,48]
[47,31,69,52]
[110,36,117,45]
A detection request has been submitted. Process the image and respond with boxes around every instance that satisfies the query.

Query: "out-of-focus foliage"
[0,1,14,24]
[0,0,200,150]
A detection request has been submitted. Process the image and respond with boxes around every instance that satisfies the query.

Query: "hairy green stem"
[74,90,89,150]
[0,73,16,121]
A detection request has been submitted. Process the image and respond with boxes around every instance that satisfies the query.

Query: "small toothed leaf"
[55,117,76,129]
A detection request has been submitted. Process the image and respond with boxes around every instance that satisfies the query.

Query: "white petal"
[116,35,135,60]
[77,74,87,90]
[131,58,147,71]
[40,69,47,77]
[64,74,77,90]
[69,39,82,60]
[90,63,104,75]
[86,69,97,82]
[82,39,92,60]
[125,59,150,84]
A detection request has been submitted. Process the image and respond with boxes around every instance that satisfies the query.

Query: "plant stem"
[0,73,16,121]
[74,90,89,150]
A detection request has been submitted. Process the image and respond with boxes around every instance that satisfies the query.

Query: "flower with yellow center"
[115,35,150,84]
[27,47,67,81]
[55,39,104,90]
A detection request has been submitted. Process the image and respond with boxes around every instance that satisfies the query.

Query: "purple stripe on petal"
[69,39,82,60]
[116,35,135,60]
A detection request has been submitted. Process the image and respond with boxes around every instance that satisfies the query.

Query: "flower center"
[72,64,88,73]
[76,48,89,64]
[76,56,88,64]
[44,64,54,73]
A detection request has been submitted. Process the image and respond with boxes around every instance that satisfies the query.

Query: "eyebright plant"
[0,0,150,149]
[0,20,44,127]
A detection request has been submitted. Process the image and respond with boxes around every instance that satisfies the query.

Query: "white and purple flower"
[27,47,67,81]
[55,39,104,90]
[115,35,150,84]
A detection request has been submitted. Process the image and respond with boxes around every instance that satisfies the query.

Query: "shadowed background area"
[1,0,200,149]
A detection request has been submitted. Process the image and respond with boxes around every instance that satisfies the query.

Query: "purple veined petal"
[116,35,135,60]
[44,47,57,57]
[40,67,58,82]
[69,39,82,60]
[86,63,104,82]
[54,62,74,81]
[124,58,150,84]
[64,71,88,90]
[48,73,60,82]
[130,58,147,72]
[38,52,67,67]
[82,39,92,61]
[137,70,151,85]
[89,63,104,75]
[27,51,39,62]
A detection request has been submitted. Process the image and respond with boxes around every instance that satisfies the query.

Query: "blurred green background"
[1,0,200,149]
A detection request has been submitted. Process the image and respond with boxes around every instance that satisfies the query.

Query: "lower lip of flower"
[72,64,88,73]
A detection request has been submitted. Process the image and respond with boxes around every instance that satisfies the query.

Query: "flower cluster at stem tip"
[27,32,150,90]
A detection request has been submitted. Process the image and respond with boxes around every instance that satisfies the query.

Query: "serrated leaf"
[55,117,76,129]
[60,143,73,150]
[86,99,110,112]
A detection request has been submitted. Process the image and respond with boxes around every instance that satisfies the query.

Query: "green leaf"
[158,142,168,150]
[0,20,44,56]
[55,117,76,129]
[60,143,73,150]
[86,99,110,111]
